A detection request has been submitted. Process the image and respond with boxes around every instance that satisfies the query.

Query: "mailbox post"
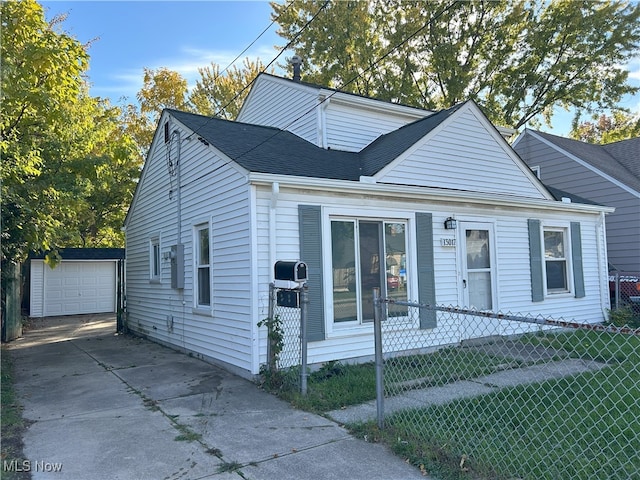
[269,260,309,395]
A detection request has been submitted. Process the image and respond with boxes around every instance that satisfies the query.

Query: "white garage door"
[44,261,116,316]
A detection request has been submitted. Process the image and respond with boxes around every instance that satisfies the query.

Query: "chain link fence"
[609,270,640,325]
[374,297,640,479]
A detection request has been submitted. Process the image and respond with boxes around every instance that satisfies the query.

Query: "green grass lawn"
[266,329,640,480]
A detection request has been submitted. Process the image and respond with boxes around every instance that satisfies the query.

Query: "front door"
[460,222,494,311]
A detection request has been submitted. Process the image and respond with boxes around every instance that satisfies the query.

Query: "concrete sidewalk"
[5,315,427,480]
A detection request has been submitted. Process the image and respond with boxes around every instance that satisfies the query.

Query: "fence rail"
[374,295,640,480]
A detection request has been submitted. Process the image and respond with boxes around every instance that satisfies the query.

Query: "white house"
[123,73,613,379]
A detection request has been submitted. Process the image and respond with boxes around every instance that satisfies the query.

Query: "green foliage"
[257,315,286,390]
[191,58,274,120]
[271,0,640,129]
[608,306,640,329]
[349,331,640,480]
[571,112,640,143]
[1,0,141,267]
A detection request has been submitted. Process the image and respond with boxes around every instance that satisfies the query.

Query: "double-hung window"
[529,220,584,301]
[195,224,211,307]
[544,227,569,293]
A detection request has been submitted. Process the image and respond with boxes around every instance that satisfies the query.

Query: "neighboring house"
[513,130,640,273]
[124,73,613,379]
[28,248,125,317]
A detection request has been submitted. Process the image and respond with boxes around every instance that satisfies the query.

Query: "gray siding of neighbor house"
[514,135,640,272]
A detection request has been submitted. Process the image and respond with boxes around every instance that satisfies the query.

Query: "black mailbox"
[274,261,307,282]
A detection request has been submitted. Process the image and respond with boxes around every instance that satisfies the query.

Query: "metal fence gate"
[373,294,640,479]
[264,282,309,394]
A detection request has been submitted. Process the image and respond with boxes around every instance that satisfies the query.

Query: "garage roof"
[30,248,125,260]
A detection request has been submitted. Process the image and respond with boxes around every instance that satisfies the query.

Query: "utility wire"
[185,0,330,142]
[209,0,296,87]
[227,0,460,164]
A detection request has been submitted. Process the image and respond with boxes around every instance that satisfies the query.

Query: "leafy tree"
[271,0,640,129]
[126,58,272,151]
[571,112,640,144]
[1,0,90,263]
[1,0,140,263]
[190,58,272,119]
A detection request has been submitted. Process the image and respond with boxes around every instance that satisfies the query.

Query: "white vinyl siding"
[378,108,546,199]
[514,132,640,272]
[324,102,425,152]
[125,115,254,376]
[236,77,318,144]
[254,184,607,370]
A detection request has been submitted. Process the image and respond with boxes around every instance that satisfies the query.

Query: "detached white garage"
[29,248,125,317]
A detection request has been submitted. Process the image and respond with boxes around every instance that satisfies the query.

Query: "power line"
[228,0,460,164]
[210,0,296,88]
[184,0,330,140]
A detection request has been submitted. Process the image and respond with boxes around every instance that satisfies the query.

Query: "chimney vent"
[290,55,303,82]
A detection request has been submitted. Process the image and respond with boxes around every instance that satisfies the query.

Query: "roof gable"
[360,103,464,176]
[373,102,552,199]
[520,130,640,193]
[135,99,559,213]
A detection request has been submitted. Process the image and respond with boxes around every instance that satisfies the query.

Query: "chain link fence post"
[266,282,277,372]
[373,287,384,429]
[300,283,309,396]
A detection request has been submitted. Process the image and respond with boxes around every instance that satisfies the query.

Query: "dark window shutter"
[528,219,544,302]
[571,222,585,298]
[415,213,436,329]
[298,205,325,341]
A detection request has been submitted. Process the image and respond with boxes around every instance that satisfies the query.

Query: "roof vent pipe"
[290,55,303,82]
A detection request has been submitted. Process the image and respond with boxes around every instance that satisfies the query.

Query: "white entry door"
[44,261,116,316]
[460,222,495,311]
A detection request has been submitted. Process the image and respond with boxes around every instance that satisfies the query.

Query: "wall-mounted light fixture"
[444,217,457,230]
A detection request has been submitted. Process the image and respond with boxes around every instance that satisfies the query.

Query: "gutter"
[248,172,615,215]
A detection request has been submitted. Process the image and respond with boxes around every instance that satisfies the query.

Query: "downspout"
[269,182,279,274]
[171,129,186,346]
[596,211,609,320]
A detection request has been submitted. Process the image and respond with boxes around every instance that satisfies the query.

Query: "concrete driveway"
[5,314,427,480]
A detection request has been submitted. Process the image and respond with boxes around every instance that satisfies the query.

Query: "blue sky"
[42,1,288,103]
[42,1,640,137]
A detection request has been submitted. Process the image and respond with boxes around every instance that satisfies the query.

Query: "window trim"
[323,208,413,335]
[149,235,161,283]
[193,222,212,311]
[541,224,573,297]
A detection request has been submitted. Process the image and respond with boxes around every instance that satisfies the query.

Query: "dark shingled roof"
[168,105,461,180]
[544,186,603,206]
[168,110,362,180]
[532,131,640,192]
[29,248,125,260]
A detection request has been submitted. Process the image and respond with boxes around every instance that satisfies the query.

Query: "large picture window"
[195,224,211,307]
[331,219,408,324]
